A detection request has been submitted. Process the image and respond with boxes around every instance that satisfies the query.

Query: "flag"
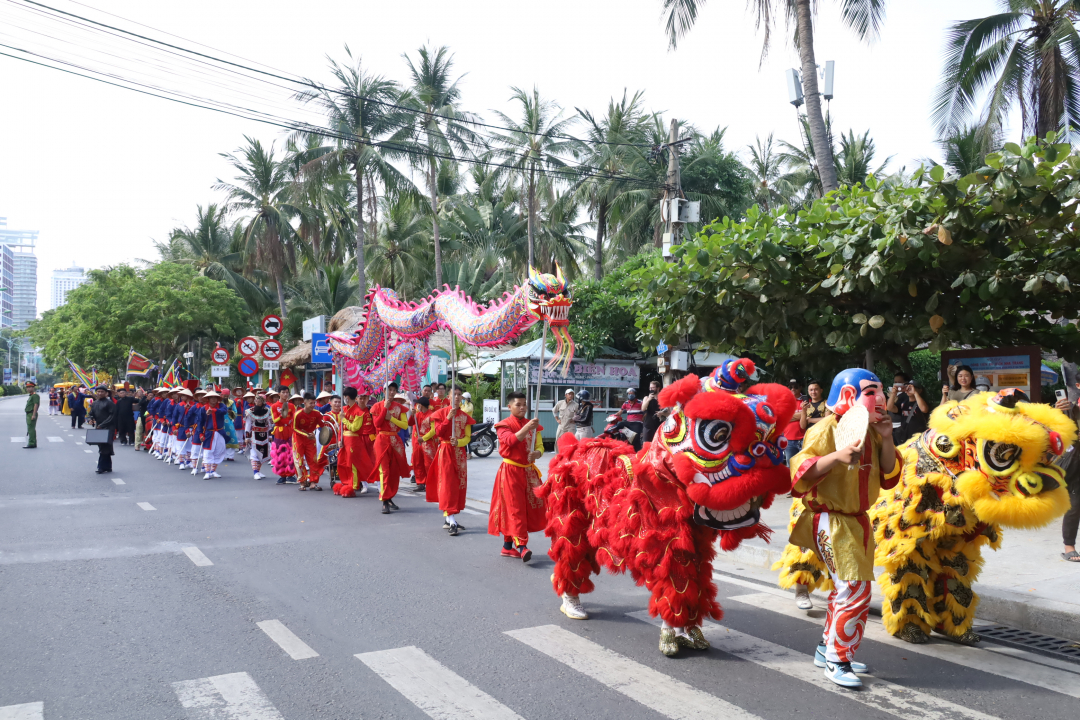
[126,349,156,377]
[161,359,182,388]
[67,359,94,388]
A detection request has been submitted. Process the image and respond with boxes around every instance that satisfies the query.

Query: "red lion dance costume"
[538,358,795,656]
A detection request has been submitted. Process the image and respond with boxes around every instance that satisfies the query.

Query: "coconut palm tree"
[295,47,415,298]
[662,0,887,195]
[934,1,1080,143]
[680,127,754,224]
[834,129,892,187]
[399,44,482,288]
[932,124,1004,177]
[490,86,579,271]
[367,197,432,296]
[746,134,798,212]
[215,137,300,317]
[286,263,360,323]
[778,113,834,204]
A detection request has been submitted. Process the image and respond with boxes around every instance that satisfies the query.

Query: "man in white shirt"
[551,389,578,439]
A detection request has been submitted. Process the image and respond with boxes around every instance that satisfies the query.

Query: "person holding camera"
[1056,363,1080,563]
[888,373,930,445]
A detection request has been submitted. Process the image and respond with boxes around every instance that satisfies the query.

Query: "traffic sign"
[261,338,283,360]
[657,340,668,354]
[262,360,280,371]
[237,357,260,377]
[261,314,283,336]
[211,346,231,365]
[210,365,231,378]
[238,336,260,357]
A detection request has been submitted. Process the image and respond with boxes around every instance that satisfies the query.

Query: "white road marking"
[0,702,43,720]
[182,546,214,566]
[727,592,1080,697]
[137,502,156,511]
[9,437,22,442]
[461,508,486,516]
[172,671,284,720]
[356,646,524,720]
[47,436,63,442]
[506,624,763,720]
[256,620,319,660]
[84,449,92,453]
[627,611,999,720]
[112,478,125,485]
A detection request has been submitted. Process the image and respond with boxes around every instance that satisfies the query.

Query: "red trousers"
[293,434,320,485]
[339,434,374,490]
[434,441,468,515]
[369,432,409,500]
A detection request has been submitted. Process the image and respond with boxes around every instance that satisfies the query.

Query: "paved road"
[2,395,1079,719]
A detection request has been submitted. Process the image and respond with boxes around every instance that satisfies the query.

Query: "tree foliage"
[628,134,1080,381]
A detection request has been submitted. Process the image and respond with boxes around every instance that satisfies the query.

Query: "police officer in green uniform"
[23,380,39,449]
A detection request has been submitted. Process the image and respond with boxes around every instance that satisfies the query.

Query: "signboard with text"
[210,365,230,377]
[941,346,1041,402]
[528,360,640,388]
[483,399,500,424]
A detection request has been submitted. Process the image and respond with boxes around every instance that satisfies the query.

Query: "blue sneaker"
[815,645,867,673]
[276,477,287,485]
[824,660,862,688]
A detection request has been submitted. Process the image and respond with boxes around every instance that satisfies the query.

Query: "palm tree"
[399,45,482,288]
[168,204,243,277]
[286,263,360,324]
[490,86,579,271]
[833,129,891,187]
[215,137,300,317]
[778,113,834,204]
[574,90,651,280]
[680,127,754,224]
[295,47,414,298]
[746,134,798,212]
[367,197,432,296]
[933,124,1003,177]
[662,0,887,195]
[934,1,1080,142]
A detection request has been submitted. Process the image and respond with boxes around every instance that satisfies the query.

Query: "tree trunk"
[429,158,443,287]
[527,162,536,270]
[594,200,607,281]
[794,0,838,195]
[355,161,367,299]
[275,274,287,319]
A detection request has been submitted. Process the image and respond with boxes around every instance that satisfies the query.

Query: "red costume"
[426,406,475,515]
[488,415,546,544]
[292,408,327,487]
[429,396,450,412]
[411,407,437,493]
[336,404,375,497]
[368,398,410,500]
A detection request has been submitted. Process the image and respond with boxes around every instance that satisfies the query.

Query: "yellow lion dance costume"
[775,389,1074,645]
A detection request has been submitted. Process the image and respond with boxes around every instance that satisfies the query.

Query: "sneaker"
[500,547,521,558]
[285,477,299,484]
[276,478,287,485]
[448,523,460,536]
[518,546,533,562]
[311,485,323,491]
[824,660,862,688]
[203,473,212,480]
[190,467,198,476]
[814,646,867,673]
[298,485,307,491]
[211,472,222,478]
[560,594,589,620]
[387,500,399,510]
[358,484,369,495]
[795,588,814,610]
[442,520,451,529]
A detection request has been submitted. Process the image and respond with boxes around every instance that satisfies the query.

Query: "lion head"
[919,389,1075,529]
[654,358,795,540]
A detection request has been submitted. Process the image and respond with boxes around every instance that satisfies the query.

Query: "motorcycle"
[600,413,641,449]
[468,421,497,458]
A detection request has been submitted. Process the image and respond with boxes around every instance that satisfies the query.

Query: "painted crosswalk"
[9,437,21,442]
[182,546,214,566]
[112,478,125,485]
[357,646,525,720]
[46,436,62,442]
[137,502,156,511]
[172,672,283,720]
[257,620,319,660]
[0,702,43,720]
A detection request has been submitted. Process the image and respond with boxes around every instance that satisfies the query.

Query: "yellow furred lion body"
[775,391,1074,644]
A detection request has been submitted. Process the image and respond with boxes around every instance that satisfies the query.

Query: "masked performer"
[246,392,273,479]
[423,385,475,535]
[788,369,901,689]
[369,383,410,514]
[489,391,546,561]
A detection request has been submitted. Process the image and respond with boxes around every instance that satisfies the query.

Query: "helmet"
[576,390,591,401]
[462,392,472,399]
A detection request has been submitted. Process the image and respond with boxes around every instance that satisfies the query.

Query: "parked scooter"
[468,421,497,457]
[600,413,640,449]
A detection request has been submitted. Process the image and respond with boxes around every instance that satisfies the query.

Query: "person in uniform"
[423,385,475,535]
[245,391,273,479]
[23,380,39,448]
[198,390,229,479]
[410,396,435,492]
[89,385,117,473]
[368,383,410,514]
[488,391,546,561]
[335,387,375,497]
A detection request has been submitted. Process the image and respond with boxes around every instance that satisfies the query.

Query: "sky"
[0,0,1001,316]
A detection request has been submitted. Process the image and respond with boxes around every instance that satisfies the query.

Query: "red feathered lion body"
[537,359,795,650]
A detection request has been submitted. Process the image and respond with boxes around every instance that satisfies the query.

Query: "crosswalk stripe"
[182,546,214,567]
[137,502,156,511]
[506,624,762,720]
[257,620,319,660]
[47,436,62,442]
[9,437,22,442]
[172,671,284,720]
[0,702,43,720]
[112,478,125,485]
[356,646,525,720]
[627,611,998,720]
[727,592,1080,698]
[84,449,92,453]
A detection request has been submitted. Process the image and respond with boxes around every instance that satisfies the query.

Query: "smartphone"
[1057,389,1069,401]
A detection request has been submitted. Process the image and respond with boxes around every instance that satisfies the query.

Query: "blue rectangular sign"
[311,333,332,364]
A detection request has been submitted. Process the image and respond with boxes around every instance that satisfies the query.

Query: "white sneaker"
[795,587,814,610]
[203,473,212,480]
[824,660,862,688]
[211,472,222,478]
[190,467,198,476]
[560,593,589,620]
[254,472,264,480]
[358,483,369,495]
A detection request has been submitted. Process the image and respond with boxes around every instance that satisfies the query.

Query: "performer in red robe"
[424,386,475,535]
[292,393,328,490]
[411,397,436,493]
[489,391,546,561]
[336,387,376,497]
[368,382,410,514]
[429,383,450,412]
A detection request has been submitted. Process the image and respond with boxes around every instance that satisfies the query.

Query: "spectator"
[461,391,474,416]
[782,380,807,463]
[572,390,594,439]
[888,376,930,444]
[115,387,136,446]
[615,389,645,451]
[943,364,978,403]
[641,380,663,443]
[68,387,86,429]
[1058,362,1080,563]
[787,380,828,462]
[551,389,578,439]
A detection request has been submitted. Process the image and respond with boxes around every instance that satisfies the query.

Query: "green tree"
[367,197,432,296]
[833,129,891,187]
[284,263,360,339]
[934,1,1080,143]
[680,127,754,224]
[662,0,887,195]
[747,133,798,212]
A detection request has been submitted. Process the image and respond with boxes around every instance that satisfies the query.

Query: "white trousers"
[203,432,227,465]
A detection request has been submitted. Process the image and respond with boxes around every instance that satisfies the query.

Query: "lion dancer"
[788,368,901,689]
[335,387,375,497]
[245,391,273,479]
[489,391,546,562]
[368,382,410,514]
[424,385,475,535]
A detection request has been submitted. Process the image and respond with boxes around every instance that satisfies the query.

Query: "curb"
[718,542,1080,642]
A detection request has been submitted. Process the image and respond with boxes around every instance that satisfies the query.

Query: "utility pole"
[662,118,681,250]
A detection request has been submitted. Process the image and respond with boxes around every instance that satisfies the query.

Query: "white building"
[50,265,87,310]
[0,218,38,329]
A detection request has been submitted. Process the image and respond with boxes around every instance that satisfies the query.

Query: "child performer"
[246,392,273,479]
[270,388,297,484]
[199,390,229,479]
[189,389,207,476]
[317,395,343,490]
[411,396,435,493]
[174,389,197,470]
[488,391,546,561]
[789,368,902,689]
[424,385,474,535]
[335,387,376,498]
[293,392,329,491]
[369,382,410,514]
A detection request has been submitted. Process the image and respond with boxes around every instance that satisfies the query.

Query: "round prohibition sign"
[237,357,260,377]
[261,338,283,361]
[238,336,260,357]
[261,314,283,336]
[211,346,231,365]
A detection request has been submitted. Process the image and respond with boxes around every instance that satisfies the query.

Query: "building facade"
[0,245,13,329]
[51,265,87,310]
[0,218,37,330]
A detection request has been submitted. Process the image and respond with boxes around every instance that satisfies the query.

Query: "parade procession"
[8,1,1080,718]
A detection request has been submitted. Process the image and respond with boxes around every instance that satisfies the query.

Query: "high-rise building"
[0,218,37,329]
[0,245,13,329]
[51,264,87,309]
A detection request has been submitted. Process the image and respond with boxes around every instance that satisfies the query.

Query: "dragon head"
[918,389,1075,529]
[527,265,570,323]
[653,358,796,546]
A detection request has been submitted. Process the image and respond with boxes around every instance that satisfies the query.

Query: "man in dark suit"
[69,387,87,429]
[115,387,136,445]
[89,385,116,474]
